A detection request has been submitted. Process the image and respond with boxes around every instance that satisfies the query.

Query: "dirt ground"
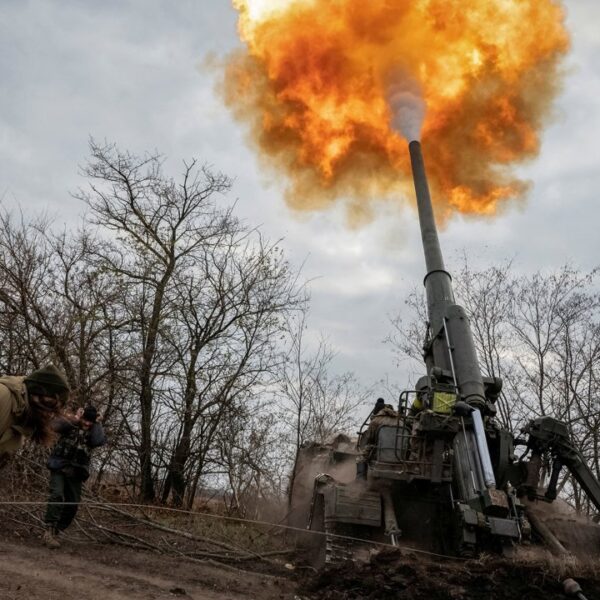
[6,453,600,599]
[4,532,600,600]
[0,531,297,600]
[299,549,600,600]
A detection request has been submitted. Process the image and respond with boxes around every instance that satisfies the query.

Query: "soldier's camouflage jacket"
[0,376,33,456]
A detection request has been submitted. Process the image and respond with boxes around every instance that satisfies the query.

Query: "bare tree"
[0,209,128,406]
[158,236,303,507]
[278,309,369,514]
[0,142,309,510]
[214,403,286,517]
[0,210,65,375]
[74,140,235,500]
[278,308,368,457]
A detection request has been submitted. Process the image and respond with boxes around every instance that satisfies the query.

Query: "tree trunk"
[138,268,174,501]
[139,385,155,501]
[167,423,193,507]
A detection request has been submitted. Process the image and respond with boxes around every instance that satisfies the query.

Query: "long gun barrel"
[408,140,486,408]
[408,141,455,336]
[408,140,496,497]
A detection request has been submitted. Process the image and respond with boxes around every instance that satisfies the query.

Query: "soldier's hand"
[62,410,77,422]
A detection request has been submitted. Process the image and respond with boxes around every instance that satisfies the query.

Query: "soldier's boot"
[43,527,61,549]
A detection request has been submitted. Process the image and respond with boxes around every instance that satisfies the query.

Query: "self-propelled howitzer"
[291,141,600,564]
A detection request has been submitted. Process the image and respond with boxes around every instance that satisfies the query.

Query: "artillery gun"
[290,141,600,565]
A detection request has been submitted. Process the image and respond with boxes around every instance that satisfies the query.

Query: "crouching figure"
[43,406,107,549]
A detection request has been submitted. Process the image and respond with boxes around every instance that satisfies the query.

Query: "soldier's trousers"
[44,470,83,531]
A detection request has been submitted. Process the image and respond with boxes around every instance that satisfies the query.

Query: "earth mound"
[300,550,600,600]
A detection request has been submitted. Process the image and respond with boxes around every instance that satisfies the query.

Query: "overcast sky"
[1,1,599,402]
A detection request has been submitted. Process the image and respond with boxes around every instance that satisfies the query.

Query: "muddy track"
[0,535,297,600]
[5,530,600,600]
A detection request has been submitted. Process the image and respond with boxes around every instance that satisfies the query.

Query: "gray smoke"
[388,87,426,142]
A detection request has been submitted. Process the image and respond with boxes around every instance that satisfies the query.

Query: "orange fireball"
[224,0,569,219]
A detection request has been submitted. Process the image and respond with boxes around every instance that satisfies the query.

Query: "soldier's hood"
[0,376,28,416]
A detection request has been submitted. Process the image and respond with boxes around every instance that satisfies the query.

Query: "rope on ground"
[0,499,467,562]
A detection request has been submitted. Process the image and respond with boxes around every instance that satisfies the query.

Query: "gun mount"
[290,141,600,566]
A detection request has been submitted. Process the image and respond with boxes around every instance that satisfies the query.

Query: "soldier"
[43,405,107,549]
[0,365,70,460]
[362,402,400,448]
[357,398,399,479]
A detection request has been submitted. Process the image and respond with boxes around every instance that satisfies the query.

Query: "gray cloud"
[1,0,598,402]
